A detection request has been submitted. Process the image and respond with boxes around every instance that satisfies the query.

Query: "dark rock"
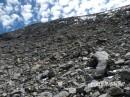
[108,87,123,96]
[88,56,98,68]
[76,85,86,95]
[96,38,107,45]
[48,69,55,79]
[125,90,130,97]
[119,71,130,81]
[124,60,130,66]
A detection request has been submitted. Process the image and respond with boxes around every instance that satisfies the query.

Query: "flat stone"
[99,94,111,97]
[59,63,73,70]
[115,59,125,65]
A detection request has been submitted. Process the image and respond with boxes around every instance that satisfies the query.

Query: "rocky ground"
[0,5,130,97]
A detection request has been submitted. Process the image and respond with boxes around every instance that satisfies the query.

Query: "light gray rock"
[115,59,124,65]
[91,91,100,97]
[65,87,76,94]
[99,94,111,97]
[125,52,130,60]
[94,50,109,77]
[54,91,69,97]
[38,92,53,97]
[84,86,91,93]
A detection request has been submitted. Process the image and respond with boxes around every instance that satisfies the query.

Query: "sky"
[0,0,130,33]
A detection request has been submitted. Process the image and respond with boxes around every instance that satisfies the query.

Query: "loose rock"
[125,52,130,60]
[54,91,69,97]
[94,50,109,77]
[119,71,130,81]
[108,87,123,96]
[38,92,53,97]
[99,94,111,97]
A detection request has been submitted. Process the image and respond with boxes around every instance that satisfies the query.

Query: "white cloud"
[1,0,130,32]
[50,3,63,20]
[41,17,48,22]
[1,15,11,26]
[4,5,13,13]
[11,14,22,21]
[6,0,20,5]
[58,0,70,6]
[21,4,33,24]
[39,2,49,14]
[36,0,48,5]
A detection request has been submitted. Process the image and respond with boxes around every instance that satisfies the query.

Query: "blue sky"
[0,0,130,33]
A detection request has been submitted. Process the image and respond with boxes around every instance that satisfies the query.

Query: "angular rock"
[91,91,100,97]
[115,59,125,65]
[54,91,69,97]
[76,83,86,95]
[57,81,63,87]
[124,60,130,66]
[59,62,73,70]
[38,92,53,97]
[84,86,91,93]
[40,69,55,79]
[65,87,76,94]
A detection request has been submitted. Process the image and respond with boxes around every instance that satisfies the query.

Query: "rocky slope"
[0,5,130,97]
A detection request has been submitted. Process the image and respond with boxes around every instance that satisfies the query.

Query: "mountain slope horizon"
[0,4,130,97]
